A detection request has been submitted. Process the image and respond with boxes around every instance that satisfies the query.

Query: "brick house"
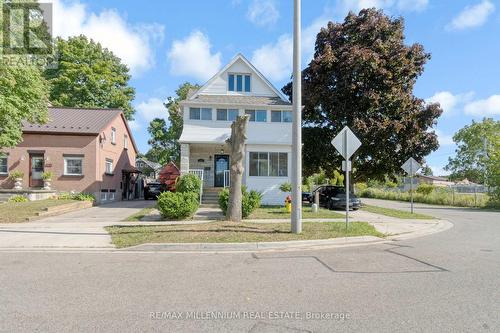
[0,107,139,203]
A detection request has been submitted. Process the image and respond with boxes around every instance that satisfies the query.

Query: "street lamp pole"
[291,0,302,233]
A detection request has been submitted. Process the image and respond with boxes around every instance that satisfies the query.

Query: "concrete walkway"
[0,200,452,250]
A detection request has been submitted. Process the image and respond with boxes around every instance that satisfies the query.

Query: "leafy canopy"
[146,82,201,164]
[282,8,442,181]
[44,36,135,119]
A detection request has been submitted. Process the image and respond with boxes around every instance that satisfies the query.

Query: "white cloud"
[447,0,495,31]
[464,95,500,116]
[430,165,451,177]
[251,14,329,82]
[136,98,167,122]
[426,91,474,116]
[338,0,428,13]
[167,30,222,82]
[435,129,455,146]
[247,0,280,27]
[50,0,164,75]
[127,120,141,131]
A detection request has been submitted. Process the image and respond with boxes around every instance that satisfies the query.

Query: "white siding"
[244,144,291,205]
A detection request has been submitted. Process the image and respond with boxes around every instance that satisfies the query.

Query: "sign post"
[401,157,421,214]
[332,127,361,229]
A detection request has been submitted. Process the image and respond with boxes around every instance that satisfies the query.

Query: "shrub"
[9,170,23,180]
[218,186,262,218]
[8,195,28,202]
[157,191,199,220]
[58,192,95,202]
[41,171,53,180]
[279,182,292,192]
[416,183,435,196]
[176,174,202,195]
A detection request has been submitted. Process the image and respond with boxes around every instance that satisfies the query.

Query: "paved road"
[0,200,499,332]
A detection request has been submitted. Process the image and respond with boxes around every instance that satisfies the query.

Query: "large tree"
[145,82,201,164]
[0,0,49,149]
[44,36,135,119]
[445,118,499,187]
[283,9,442,181]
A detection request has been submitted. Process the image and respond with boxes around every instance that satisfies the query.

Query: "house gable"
[189,54,288,101]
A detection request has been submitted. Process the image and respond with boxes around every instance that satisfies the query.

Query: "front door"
[214,155,229,187]
[30,155,44,187]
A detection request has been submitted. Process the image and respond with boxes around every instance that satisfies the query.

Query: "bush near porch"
[218,187,262,218]
[156,174,202,220]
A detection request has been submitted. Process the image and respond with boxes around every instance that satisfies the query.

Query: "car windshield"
[147,184,161,188]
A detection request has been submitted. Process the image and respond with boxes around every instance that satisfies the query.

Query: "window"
[109,189,116,201]
[217,109,239,121]
[105,159,113,175]
[111,127,116,144]
[249,152,288,177]
[271,111,293,123]
[245,110,267,122]
[189,108,212,120]
[64,157,83,176]
[0,155,7,174]
[100,189,108,201]
[228,73,251,92]
[124,134,128,149]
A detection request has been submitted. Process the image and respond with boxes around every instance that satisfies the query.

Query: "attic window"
[228,74,251,92]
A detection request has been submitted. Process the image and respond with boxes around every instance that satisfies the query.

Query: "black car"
[302,192,311,202]
[144,182,164,200]
[309,185,361,210]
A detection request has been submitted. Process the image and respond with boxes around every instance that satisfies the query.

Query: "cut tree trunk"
[226,115,250,222]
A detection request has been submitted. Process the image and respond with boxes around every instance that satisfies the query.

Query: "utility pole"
[291,0,302,233]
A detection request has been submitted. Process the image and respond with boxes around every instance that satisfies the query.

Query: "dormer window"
[228,74,251,92]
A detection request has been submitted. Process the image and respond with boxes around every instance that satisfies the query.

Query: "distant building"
[416,175,455,187]
[136,157,162,180]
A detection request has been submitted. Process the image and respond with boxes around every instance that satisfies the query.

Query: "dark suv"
[309,185,361,211]
[144,182,164,200]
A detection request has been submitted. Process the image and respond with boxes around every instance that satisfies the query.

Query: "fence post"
[452,187,455,206]
[474,186,477,207]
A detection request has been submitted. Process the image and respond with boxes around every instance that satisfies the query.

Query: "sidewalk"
[0,202,452,251]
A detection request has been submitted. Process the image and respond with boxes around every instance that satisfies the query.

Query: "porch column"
[180,143,190,175]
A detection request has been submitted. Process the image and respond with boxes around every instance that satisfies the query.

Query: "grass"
[362,205,435,219]
[106,221,384,248]
[249,205,344,219]
[123,206,156,221]
[358,187,490,208]
[0,199,79,223]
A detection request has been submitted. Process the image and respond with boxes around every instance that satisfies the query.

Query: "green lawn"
[362,205,435,219]
[249,205,344,219]
[123,206,156,221]
[106,221,383,248]
[0,199,80,223]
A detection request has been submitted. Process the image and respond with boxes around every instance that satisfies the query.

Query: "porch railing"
[223,170,230,188]
[188,169,204,202]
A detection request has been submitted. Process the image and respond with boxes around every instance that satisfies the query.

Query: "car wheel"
[327,200,333,210]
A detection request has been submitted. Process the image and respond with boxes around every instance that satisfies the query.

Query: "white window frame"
[249,152,288,177]
[0,154,8,175]
[228,73,251,93]
[189,107,212,120]
[64,156,83,176]
[124,134,128,149]
[111,127,116,145]
[271,110,293,123]
[216,109,239,121]
[100,190,108,201]
[109,190,116,201]
[105,159,114,175]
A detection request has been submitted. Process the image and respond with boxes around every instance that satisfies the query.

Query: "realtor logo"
[2,2,53,55]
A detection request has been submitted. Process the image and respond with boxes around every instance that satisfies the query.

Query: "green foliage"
[282,9,441,181]
[44,36,135,119]
[355,182,368,193]
[218,187,262,218]
[279,182,292,192]
[58,192,95,202]
[385,180,398,188]
[157,191,199,220]
[176,174,202,195]
[41,171,53,180]
[416,183,435,195]
[8,195,28,203]
[9,170,24,180]
[0,63,49,149]
[146,82,201,164]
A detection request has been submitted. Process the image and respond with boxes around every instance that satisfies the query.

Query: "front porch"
[180,143,231,189]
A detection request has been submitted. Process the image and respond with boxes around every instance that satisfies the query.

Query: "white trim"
[111,127,116,144]
[189,54,290,102]
[105,159,114,174]
[0,155,8,175]
[63,156,83,176]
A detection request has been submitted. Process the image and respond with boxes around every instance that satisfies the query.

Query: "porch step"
[202,188,223,204]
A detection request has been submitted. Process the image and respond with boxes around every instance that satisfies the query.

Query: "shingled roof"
[22,107,123,135]
[182,94,291,106]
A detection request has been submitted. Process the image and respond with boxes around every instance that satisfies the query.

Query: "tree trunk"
[226,115,250,222]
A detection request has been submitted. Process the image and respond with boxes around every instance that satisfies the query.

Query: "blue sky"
[50,0,500,175]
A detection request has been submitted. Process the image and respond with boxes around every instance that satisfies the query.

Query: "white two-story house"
[179,54,292,205]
